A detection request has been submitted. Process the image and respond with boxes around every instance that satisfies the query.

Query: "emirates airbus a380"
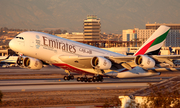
[8,25,180,82]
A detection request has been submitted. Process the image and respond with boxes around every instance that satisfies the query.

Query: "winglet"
[134,25,170,56]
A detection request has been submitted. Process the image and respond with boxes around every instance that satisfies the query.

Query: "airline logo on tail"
[134,25,170,56]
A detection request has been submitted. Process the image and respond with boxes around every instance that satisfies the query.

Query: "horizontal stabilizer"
[148,68,180,72]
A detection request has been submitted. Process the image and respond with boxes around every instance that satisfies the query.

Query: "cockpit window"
[15,37,24,40]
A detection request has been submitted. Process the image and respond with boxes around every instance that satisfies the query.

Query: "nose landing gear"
[63,70,74,81]
[63,75,74,81]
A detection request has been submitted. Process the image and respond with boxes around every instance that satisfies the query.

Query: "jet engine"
[17,56,43,70]
[134,55,155,69]
[91,56,112,70]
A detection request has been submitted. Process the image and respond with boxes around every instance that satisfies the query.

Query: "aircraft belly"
[59,57,92,68]
[52,63,96,75]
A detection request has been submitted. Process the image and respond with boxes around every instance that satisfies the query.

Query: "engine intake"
[91,56,112,70]
[135,55,155,69]
[23,57,43,70]
[17,56,43,70]
[17,56,24,66]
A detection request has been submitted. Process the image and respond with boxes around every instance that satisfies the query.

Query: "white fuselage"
[10,31,122,62]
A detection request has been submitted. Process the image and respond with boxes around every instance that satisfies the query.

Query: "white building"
[136,28,156,44]
[122,29,137,47]
[123,27,180,47]
[122,29,137,42]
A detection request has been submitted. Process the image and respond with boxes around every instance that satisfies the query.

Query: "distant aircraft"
[7,25,180,82]
[0,56,18,67]
[168,47,180,66]
[0,55,10,62]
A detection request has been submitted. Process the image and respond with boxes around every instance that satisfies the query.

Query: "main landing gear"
[77,75,103,82]
[63,70,74,81]
[63,70,103,82]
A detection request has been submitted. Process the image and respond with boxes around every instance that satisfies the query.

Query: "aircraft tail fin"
[134,25,170,56]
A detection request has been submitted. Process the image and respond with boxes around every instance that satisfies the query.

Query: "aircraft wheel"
[99,78,103,82]
[67,76,70,81]
[93,76,97,82]
[80,77,84,82]
[77,77,80,81]
[84,77,88,82]
[96,76,100,82]
[64,76,67,81]
[70,75,74,80]
[88,78,93,82]
[99,75,103,80]
[98,76,103,82]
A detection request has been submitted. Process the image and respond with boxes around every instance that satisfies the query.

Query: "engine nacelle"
[23,57,43,70]
[91,56,112,70]
[17,56,43,70]
[134,55,155,69]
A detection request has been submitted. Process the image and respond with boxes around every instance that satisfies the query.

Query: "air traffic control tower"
[83,15,101,41]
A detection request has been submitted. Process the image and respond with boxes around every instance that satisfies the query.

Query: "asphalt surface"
[1,66,180,108]
[0,66,174,92]
[0,66,65,75]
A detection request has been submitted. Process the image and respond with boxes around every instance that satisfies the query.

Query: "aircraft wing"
[112,55,180,67]
[57,54,180,70]
[57,55,137,70]
[151,55,180,66]
[109,56,135,63]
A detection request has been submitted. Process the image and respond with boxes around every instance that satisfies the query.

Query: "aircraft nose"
[9,39,16,51]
